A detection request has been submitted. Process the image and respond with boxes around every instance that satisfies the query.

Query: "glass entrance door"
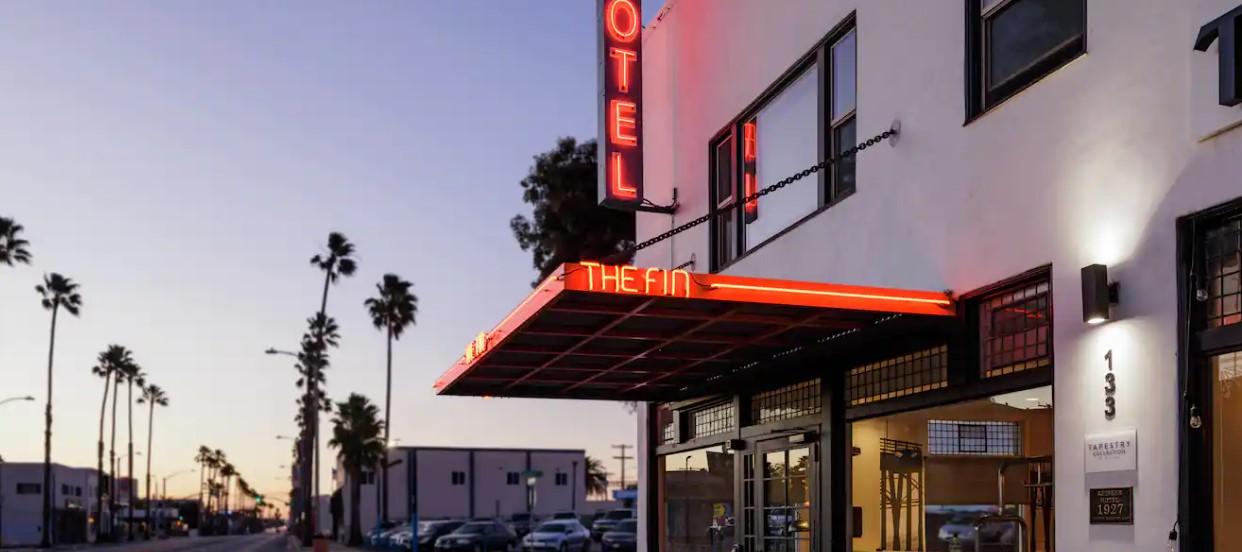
[751,439,815,552]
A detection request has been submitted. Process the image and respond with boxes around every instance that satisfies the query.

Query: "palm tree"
[302,231,357,544]
[210,450,226,514]
[92,345,132,541]
[220,463,236,513]
[0,216,32,267]
[35,272,81,547]
[363,273,418,523]
[108,364,125,536]
[138,384,168,538]
[585,456,608,498]
[194,446,211,526]
[123,361,146,541]
[328,393,385,546]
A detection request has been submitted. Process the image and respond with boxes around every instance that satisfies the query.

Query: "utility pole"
[611,444,633,491]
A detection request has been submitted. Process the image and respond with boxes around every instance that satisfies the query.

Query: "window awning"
[435,262,954,401]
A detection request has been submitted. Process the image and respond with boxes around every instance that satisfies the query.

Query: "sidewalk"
[282,535,354,551]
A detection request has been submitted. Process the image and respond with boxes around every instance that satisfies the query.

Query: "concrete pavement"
[7,533,290,552]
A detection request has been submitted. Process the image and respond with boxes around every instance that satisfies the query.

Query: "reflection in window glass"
[746,66,819,250]
[832,117,856,198]
[851,386,1053,552]
[1214,352,1242,547]
[986,0,1084,88]
[659,447,735,552]
[831,30,856,121]
[762,447,812,552]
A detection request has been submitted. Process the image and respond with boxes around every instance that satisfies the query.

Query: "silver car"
[522,521,592,552]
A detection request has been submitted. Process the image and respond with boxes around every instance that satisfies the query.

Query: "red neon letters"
[598,0,643,209]
[608,47,637,93]
[580,261,691,298]
[743,120,758,221]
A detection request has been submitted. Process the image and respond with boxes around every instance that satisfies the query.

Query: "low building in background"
[0,462,101,547]
[332,446,594,540]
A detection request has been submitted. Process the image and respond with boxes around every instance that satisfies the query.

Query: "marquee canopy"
[434,262,954,401]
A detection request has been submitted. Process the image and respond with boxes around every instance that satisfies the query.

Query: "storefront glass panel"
[1213,352,1242,546]
[659,446,735,552]
[850,386,1054,552]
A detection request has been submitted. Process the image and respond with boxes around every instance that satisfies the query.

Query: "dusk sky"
[0,1,664,502]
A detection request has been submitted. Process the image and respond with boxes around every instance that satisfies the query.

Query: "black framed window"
[17,483,40,494]
[555,472,569,486]
[979,277,1052,378]
[966,0,1086,119]
[688,401,735,440]
[709,17,857,272]
[506,472,520,486]
[451,471,466,486]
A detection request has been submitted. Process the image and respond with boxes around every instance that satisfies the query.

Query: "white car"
[522,521,591,552]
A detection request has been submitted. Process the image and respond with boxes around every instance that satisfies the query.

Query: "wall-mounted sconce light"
[1081,264,1120,324]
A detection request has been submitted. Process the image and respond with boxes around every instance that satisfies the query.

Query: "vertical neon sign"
[598,0,643,210]
[742,119,758,222]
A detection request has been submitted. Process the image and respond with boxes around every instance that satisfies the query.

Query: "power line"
[611,444,633,491]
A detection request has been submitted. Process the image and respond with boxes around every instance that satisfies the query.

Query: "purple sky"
[0,1,663,501]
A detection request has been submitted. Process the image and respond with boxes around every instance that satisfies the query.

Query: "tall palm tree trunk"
[382,326,392,523]
[349,470,362,546]
[109,382,120,538]
[197,464,204,529]
[40,305,59,548]
[144,401,154,538]
[126,378,134,541]
[301,272,332,546]
[95,371,111,542]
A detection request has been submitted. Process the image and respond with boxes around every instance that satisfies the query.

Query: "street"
[14,534,297,552]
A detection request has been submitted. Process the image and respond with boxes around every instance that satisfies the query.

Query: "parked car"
[550,511,579,520]
[396,520,467,551]
[522,521,591,552]
[936,516,1016,546]
[435,520,517,551]
[375,522,412,547]
[368,521,401,546]
[508,512,538,537]
[590,509,635,542]
[599,520,637,552]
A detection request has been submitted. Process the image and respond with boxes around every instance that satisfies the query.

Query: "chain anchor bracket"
[635,188,679,214]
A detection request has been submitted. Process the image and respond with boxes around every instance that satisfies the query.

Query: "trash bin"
[313,536,330,552]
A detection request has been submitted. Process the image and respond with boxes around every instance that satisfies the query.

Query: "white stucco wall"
[634,0,1242,550]
[337,447,586,536]
[0,463,99,547]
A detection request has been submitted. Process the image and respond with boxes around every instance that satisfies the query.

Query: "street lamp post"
[157,469,193,536]
[268,347,315,539]
[0,395,36,408]
[0,396,36,545]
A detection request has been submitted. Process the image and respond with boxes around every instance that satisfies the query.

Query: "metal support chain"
[629,126,898,255]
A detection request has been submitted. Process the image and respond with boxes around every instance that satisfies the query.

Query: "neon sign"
[463,332,489,364]
[598,0,643,209]
[580,261,690,298]
[742,120,758,222]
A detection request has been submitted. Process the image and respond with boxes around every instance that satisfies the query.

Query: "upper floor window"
[710,20,857,271]
[506,472,520,486]
[966,0,1086,118]
[451,471,466,486]
[978,275,1052,378]
[555,472,569,486]
[1205,216,1241,328]
[17,483,40,495]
